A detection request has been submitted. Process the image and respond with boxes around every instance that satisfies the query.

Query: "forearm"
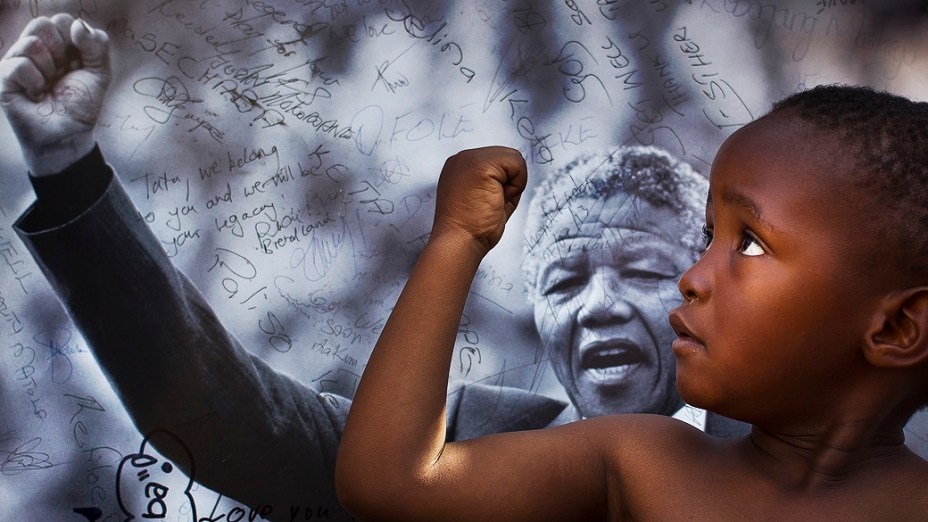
[16,162,343,511]
[337,229,485,504]
[338,252,614,522]
[335,147,617,521]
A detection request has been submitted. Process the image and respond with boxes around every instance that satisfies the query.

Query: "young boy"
[336,86,928,520]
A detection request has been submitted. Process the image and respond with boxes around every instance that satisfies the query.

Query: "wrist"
[427,225,493,262]
[22,132,96,177]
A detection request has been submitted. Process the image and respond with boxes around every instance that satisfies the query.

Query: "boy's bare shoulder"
[563,413,728,486]
[573,414,735,519]
[585,412,720,454]
[883,450,928,505]
[578,416,928,520]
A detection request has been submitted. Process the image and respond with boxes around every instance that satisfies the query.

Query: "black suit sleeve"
[15,147,353,519]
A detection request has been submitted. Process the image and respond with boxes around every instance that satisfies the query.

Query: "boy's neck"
[745,416,910,490]
[735,361,927,490]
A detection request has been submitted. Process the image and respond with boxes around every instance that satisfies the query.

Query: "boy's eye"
[739,235,764,256]
[701,225,713,250]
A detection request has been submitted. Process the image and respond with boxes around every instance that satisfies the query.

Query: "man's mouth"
[579,340,647,383]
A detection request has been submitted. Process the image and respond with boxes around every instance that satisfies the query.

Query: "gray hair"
[522,146,708,303]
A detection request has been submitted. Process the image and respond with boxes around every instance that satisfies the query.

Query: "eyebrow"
[707,189,781,234]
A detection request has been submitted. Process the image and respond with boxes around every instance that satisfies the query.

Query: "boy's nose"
[677,255,710,303]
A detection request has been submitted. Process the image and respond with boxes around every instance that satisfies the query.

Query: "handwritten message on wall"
[1,0,927,519]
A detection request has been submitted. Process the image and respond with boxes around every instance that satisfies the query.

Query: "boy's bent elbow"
[336,451,402,520]
[336,451,440,521]
[334,452,368,518]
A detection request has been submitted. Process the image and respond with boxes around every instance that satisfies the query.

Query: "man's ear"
[865,287,928,368]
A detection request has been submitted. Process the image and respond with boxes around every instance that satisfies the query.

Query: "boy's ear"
[865,287,928,368]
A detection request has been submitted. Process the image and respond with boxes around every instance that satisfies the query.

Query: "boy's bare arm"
[336,147,620,521]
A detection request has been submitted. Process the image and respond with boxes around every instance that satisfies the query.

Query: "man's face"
[532,194,695,418]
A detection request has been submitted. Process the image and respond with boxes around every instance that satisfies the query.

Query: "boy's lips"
[668,311,705,356]
[579,339,647,383]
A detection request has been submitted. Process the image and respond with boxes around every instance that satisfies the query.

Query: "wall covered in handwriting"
[0,1,926,520]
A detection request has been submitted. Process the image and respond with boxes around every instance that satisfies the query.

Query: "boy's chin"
[674,377,726,417]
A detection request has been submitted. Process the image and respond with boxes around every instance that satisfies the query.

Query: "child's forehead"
[708,116,870,227]
[710,114,854,195]
[724,113,831,159]
[707,114,891,266]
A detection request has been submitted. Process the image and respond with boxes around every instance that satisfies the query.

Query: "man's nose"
[577,270,634,327]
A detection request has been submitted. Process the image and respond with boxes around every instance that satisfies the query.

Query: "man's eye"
[542,275,585,296]
[739,235,764,256]
[623,269,673,280]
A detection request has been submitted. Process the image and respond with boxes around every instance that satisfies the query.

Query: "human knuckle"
[23,36,45,53]
[5,58,31,76]
[449,151,479,170]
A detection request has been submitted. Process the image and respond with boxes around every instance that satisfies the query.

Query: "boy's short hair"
[522,146,707,303]
[770,84,928,277]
